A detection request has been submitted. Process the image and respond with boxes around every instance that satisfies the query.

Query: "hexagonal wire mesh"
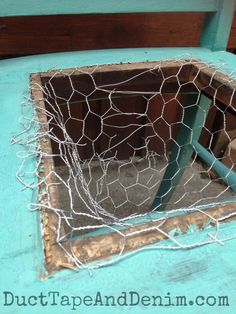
[14,58,236,273]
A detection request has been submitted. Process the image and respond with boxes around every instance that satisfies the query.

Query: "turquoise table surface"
[0,47,236,314]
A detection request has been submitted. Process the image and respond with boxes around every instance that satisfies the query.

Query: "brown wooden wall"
[0,12,236,58]
[2,13,235,158]
[40,62,235,164]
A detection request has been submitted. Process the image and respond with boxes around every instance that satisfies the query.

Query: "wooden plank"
[190,62,236,107]
[1,12,236,59]
[228,11,236,49]
[31,74,70,273]
[152,94,212,210]
[200,0,236,50]
[0,0,218,17]
[39,61,193,78]
[0,13,205,57]
[40,61,193,103]
[71,202,236,264]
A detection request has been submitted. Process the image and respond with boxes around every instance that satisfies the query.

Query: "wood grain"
[1,12,236,59]
[72,202,236,264]
[0,13,205,57]
[228,11,236,50]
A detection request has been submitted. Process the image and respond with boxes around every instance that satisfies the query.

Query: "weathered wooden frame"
[31,60,236,273]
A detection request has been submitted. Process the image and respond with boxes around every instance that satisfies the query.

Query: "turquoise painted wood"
[152,94,212,210]
[192,140,236,192]
[0,0,221,16]
[200,0,236,50]
[1,48,236,314]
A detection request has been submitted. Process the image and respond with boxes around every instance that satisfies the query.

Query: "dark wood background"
[0,12,235,58]
[2,12,235,158]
